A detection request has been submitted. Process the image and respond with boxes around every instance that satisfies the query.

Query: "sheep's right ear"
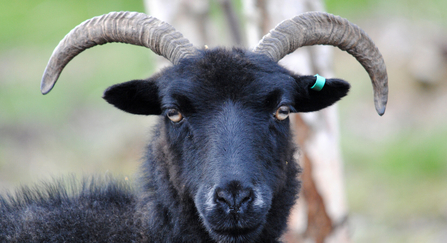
[103,79,162,115]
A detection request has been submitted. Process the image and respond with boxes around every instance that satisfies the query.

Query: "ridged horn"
[41,11,197,94]
[254,12,388,116]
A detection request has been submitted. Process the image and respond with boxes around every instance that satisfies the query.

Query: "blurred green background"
[0,0,446,242]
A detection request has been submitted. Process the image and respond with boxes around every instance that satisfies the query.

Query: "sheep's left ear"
[293,75,350,112]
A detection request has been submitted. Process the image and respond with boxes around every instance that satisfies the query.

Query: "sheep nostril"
[216,190,230,205]
[215,189,231,206]
[214,186,254,213]
[240,191,253,205]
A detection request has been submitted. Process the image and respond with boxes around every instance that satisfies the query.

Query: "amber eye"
[167,109,183,123]
[275,106,290,121]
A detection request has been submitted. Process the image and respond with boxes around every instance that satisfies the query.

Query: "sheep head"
[102,48,349,242]
[40,11,388,242]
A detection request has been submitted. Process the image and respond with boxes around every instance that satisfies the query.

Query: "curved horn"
[254,12,388,116]
[41,11,197,94]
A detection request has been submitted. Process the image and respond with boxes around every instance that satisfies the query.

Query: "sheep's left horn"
[41,11,197,94]
[254,12,388,116]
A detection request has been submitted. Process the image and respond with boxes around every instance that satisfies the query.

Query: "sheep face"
[104,48,350,242]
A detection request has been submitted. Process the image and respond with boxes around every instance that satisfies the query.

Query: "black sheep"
[0,11,388,243]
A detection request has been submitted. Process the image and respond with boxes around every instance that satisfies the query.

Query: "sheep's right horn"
[41,11,197,94]
[254,12,388,116]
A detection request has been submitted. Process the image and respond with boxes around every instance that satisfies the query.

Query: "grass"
[339,116,447,242]
[344,127,447,180]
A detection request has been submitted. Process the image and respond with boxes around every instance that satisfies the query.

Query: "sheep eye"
[275,106,290,121]
[167,109,183,123]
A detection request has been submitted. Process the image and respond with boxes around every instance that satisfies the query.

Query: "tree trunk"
[145,1,350,242]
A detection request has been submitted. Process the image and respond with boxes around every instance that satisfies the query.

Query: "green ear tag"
[311,74,326,91]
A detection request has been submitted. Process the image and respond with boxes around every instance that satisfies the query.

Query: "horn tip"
[40,82,53,95]
[374,80,388,116]
[376,106,386,116]
[375,101,387,116]
[40,72,57,95]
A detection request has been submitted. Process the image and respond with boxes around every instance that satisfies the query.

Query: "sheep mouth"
[208,224,263,242]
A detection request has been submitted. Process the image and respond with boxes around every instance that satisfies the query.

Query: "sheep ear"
[293,75,350,112]
[103,79,162,115]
